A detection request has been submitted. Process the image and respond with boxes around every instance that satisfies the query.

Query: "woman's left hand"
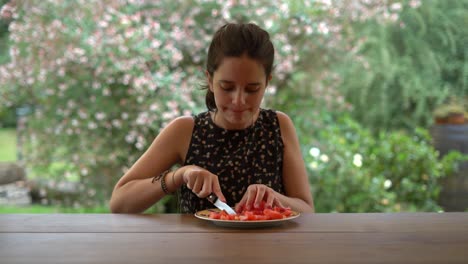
[235,184,284,212]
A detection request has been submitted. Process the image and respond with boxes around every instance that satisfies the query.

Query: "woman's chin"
[217,109,253,129]
[229,118,252,129]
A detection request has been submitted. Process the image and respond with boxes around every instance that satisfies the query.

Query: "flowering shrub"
[274,90,465,212]
[301,112,465,213]
[1,0,208,206]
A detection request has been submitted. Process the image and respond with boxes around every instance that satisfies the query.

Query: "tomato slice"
[239,215,249,221]
[255,215,269,221]
[282,209,292,217]
[264,209,284,220]
[209,212,221,219]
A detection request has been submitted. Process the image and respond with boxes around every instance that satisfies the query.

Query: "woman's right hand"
[180,165,227,202]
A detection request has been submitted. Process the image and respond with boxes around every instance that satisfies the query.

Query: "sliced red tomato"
[244,211,257,221]
[282,209,292,217]
[273,206,293,217]
[209,212,220,219]
[239,215,249,221]
[263,208,284,220]
[208,205,294,221]
[254,215,269,221]
[251,209,264,215]
[219,215,229,220]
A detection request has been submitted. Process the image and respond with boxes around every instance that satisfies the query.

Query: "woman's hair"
[203,23,275,111]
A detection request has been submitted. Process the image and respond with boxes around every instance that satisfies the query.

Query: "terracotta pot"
[447,113,466,125]
[435,117,448,124]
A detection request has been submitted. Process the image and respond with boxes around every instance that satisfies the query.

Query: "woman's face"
[207,54,271,130]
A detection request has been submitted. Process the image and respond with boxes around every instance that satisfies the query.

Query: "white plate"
[194,209,300,228]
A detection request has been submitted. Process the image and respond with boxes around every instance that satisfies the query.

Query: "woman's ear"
[205,70,214,92]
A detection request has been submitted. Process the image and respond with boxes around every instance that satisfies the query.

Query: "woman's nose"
[232,89,246,105]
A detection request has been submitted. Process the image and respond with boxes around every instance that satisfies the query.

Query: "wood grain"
[1,213,467,263]
[1,213,467,233]
[1,232,467,264]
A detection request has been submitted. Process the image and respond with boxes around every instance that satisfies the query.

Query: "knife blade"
[207,193,237,215]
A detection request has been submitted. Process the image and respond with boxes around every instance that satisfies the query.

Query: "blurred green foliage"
[310,118,464,212]
[335,0,468,132]
[0,0,15,128]
[275,92,467,212]
[0,106,15,128]
[0,0,10,64]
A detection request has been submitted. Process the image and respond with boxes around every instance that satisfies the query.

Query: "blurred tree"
[335,0,468,131]
[0,0,12,64]
[0,0,16,127]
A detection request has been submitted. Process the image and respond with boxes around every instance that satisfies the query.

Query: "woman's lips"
[230,108,247,113]
[231,110,247,117]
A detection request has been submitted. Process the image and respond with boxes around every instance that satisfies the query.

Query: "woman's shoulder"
[161,115,195,139]
[274,110,292,123]
[260,109,292,126]
[170,115,195,128]
[161,115,196,162]
[268,110,296,139]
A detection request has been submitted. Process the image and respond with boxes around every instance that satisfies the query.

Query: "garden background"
[0,0,467,213]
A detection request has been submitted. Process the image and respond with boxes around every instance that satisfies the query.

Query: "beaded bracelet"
[152,169,171,194]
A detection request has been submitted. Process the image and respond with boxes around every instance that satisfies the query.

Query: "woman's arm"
[109,116,194,213]
[275,111,315,212]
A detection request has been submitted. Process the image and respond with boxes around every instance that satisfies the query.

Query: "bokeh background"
[0,0,467,213]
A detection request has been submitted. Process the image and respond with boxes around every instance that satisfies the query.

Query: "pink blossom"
[409,0,421,8]
[95,112,106,121]
[318,22,329,34]
[0,2,14,20]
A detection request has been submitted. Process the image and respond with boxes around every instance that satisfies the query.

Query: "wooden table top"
[1,212,468,263]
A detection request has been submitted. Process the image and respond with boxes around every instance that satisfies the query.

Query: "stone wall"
[0,162,31,206]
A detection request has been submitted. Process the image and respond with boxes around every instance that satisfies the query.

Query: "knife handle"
[206,193,217,204]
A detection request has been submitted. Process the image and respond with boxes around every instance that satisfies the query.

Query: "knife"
[207,193,237,215]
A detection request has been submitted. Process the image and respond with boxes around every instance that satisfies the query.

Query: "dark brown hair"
[203,23,275,111]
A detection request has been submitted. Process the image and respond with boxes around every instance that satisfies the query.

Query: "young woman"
[110,22,314,214]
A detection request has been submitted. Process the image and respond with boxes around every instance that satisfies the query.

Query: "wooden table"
[1,213,467,263]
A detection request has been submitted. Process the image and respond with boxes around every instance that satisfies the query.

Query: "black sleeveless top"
[180,108,285,213]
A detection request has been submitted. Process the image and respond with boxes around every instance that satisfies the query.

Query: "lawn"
[0,205,111,213]
[0,128,112,214]
[0,128,16,161]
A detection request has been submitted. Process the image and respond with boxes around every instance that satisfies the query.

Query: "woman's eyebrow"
[219,80,234,84]
[219,80,261,85]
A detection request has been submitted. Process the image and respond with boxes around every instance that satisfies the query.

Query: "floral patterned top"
[179,108,285,213]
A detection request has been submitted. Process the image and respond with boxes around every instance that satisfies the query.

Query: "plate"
[194,209,300,228]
